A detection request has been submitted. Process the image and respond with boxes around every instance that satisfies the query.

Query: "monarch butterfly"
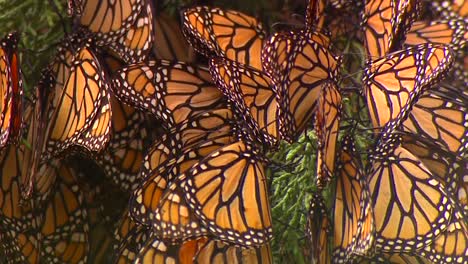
[305,0,326,30]
[182,139,273,247]
[38,162,89,264]
[449,160,467,217]
[361,0,422,59]
[151,176,209,243]
[0,230,40,264]
[138,108,236,181]
[306,192,331,264]
[420,218,468,263]
[181,6,267,70]
[131,134,234,227]
[87,225,114,264]
[194,239,272,264]
[69,0,143,39]
[399,129,468,225]
[153,13,197,62]
[107,0,154,63]
[0,32,23,149]
[432,0,468,19]
[134,235,206,264]
[112,60,226,129]
[363,44,454,131]
[402,84,468,154]
[405,19,467,51]
[209,57,281,147]
[400,133,462,195]
[70,0,153,63]
[41,39,112,157]
[261,30,340,142]
[0,144,38,234]
[113,208,151,263]
[135,236,272,264]
[0,143,89,263]
[359,253,432,263]
[450,55,468,87]
[315,82,342,188]
[368,130,454,252]
[332,136,375,263]
[95,96,149,192]
[22,39,112,197]
[80,183,119,264]
[148,132,237,241]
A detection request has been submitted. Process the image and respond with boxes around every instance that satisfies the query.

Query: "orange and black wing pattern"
[210,57,280,147]
[402,85,468,154]
[182,6,267,70]
[182,140,273,247]
[315,82,342,188]
[332,136,375,262]
[368,130,454,252]
[95,96,149,192]
[262,30,339,141]
[112,60,225,128]
[41,42,112,160]
[38,163,89,264]
[405,19,467,50]
[0,32,23,148]
[306,192,331,264]
[131,133,234,227]
[194,239,272,264]
[153,13,196,62]
[362,0,422,59]
[363,44,454,130]
[421,217,468,263]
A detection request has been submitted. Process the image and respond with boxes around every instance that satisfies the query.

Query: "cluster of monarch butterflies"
[0,0,466,263]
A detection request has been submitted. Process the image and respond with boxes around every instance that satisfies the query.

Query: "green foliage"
[0,0,66,93]
[268,132,319,263]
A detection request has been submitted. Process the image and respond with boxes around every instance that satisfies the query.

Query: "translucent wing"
[153,177,209,243]
[138,108,236,180]
[421,218,468,263]
[131,134,234,227]
[42,43,112,159]
[95,96,149,192]
[0,145,38,233]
